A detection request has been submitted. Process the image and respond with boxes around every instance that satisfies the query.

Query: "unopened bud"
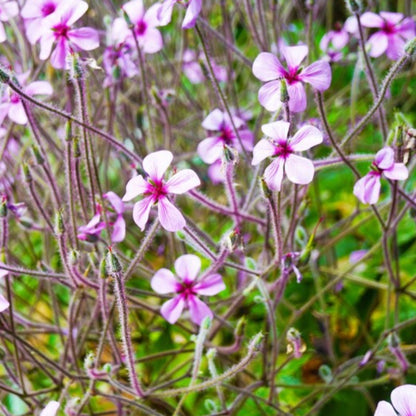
[260,177,272,199]
[0,196,7,218]
[224,144,236,163]
[84,352,95,370]
[121,8,133,26]
[404,37,416,56]
[54,211,65,235]
[73,138,81,158]
[235,317,246,337]
[280,79,289,103]
[0,67,10,83]
[68,250,79,266]
[106,249,122,274]
[99,258,107,279]
[345,0,361,14]
[22,163,32,182]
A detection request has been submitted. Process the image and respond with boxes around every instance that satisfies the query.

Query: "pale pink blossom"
[0,1,18,43]
[320,23,349,62]
[182,49,227,84]
[252,45,332,112]
[157,0,202,29]
[0,269,10,312]
[252,121,323,191]
[360,12,415,60]
[122,150,200,232]
[151,254,225,324]
[374,385,416,416]
[77,203,106,242]
[353,147,408,205]
[38,1,99,69]
[40,401,60,416]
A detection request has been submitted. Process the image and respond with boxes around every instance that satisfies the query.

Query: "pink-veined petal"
[396,17,416,39]
[188,296,213,325]
[202,109,224,130]
[287,82,307,113]
[197,137,223,164]
[68,27,99,51]
[157,0,176,25]
[374,147,394,170]
[0,22,6,42]
[25,81,53,96]
[331,30,349,50]
[63,1,88,26]
[353,173,381,205]
[207,159,225,184]
[122,175,148,201]
[111,215,126,243]
[299,60,332,91]
[161,296,185,323]
[360,12,384,28]
[174,254,201,282]
[282,45,308,69]
[261,120,290,141]
[290,125,323,151]
[383,163,408,180]
[122,0,144,23]
[151,268,178,294]
[264,157,284,191]
[49,37,70,69]
[386,34,406,60]
[143,2,162,27]
[285,154,315,185]
[8,102,27,125]
[1,1,18,20]
[165,169,200,194]
[157,197,186,232]
[374,401,397,416]
[344,16,358,35]
[238,128,254,151]
[39,31,56,59]
[252,52,285,81]
[390,384,416,416]
[367,32,389,57]
[379,12,404,26]
[104,191,124,213]
[141,28,163,54]
[132,196,154,231]
[258,80,282,112]
[143,150,172,181]
[194,274,225,296]
[182,0,201,29]
[252,139,276,165]
[40,401,60,416]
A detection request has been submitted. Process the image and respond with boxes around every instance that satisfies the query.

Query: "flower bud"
[280,79,289,103]
[106,248,122,274]
[404,37,416,56]
[54,211,65,235]
[22,163,32,182]
[345,0,361,14]
[0,196,7,218]
[0,67,10,83]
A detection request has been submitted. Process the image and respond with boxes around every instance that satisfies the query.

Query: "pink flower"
[114,0,163,54]
[252,121,323,191]
[122,150,200,232]
[0,269,10,312]
[252,45,332,112]
[40,401,60,416]
[198,109,254,164]
[38,1,99,69]
[374,385,416,416]
[103,191,126,242]
[157,0,202,29]
[320,23,349,62]
[77,203,106,242]
[0,1,18,43]
[353,147,408,205]
[151,254,225,325]
[360,12,415,60]
[0,72,53,125]
[182,49,227,84]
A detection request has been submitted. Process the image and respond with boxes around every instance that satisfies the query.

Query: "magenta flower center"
[274,141,293,159]
[136,20,147,35]
[177,281,196,299]
[147,179,167,201]
[220,125,235,144]
[41,2,57,17]
[382,20,397,34]
[284,67,301,85]
[53,23,70,39]
[10,93,20,104]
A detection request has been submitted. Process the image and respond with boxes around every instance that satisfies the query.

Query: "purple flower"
[374,385,416,416]
[252,45,332,112]
[122,150,200,232]
[0,72,53,125]
[0,1,18,43]
[151,254,225,325]
[361,12,415,60]
[38,1,99,69]
[40,401,60,416]
[353,147,408,205]
[0,269,10,312]
[158,0,202,29]
[103,191,126,243]
[182,49,227,84]
[320,23,349,62]
[198,109,254,164]
[77,203,106,242]
[115,0,163,54]
[252,121,323,191]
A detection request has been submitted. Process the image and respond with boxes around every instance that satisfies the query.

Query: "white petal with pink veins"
[174,254,201,281]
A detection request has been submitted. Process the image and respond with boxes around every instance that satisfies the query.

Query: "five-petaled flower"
[252,45,332,112]
[122,150,200,232]
[374,384,416,416]
[151,254,225,325]
[157,0,202,29]
[252,121,323,191]
[353,147,408,205]
[320,22,350,62]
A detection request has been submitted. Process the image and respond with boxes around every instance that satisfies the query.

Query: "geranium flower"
[77,203,106,242]
[103,191,126,242]
[198,108,253,164]
[114,0,163,54]
[157,0,202,29]
[122,150,200,232]
[0,269,10,312]
[151,254,225,324]
[0,1,18,43]
[374,384,416,416]
[40,401,60,416]
[38,1,99,69]
[182,49,227,84]
[252,45,332,112]
[360,12,415,60]
[252,121,323,191]
[353,147,408,205]
[320,22,349,62]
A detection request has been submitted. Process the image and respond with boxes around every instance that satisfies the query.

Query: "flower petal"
[258,80,282,112]
[367,32,388,57]
[182,0,201,29]
[157,0,175,25]
[299,60,332,91]
[25,81,53,96]
[197,137,223,164]
[353,173,381,205]
[157,197,186,232]
[50,37,70,69]
[360,12,384,28]
[165,169,200,194]
[132,196,154,231]
[290,125,323,151]
[383,163,408,180]
[122,175,148,201]
[122,0,144,24]
[8,102,27,125]
[174,254,201,281]
[188,296,213,325]
[40,401,60,416]
[252,52,285,81]
[143,150,173,180]
[252,139,276,166]
[68,27,100,51]
[261,120,290,141]
[264,158,284,191]
[287,82,307,113]
[374,147,394,170]
[282,45,308,69]
[386,34,406,60]
[151,268,178,294]
[202,109,224,131]
[391,385,416,416]
[141,28,163,54]
[64,1,88,26]
[379,12,404,26]
[373,401,397,416]
[161,296,185,324]
[39,31,56,60]
[104,191,124,213]
[285,154,315,185]
[111,215,126,243]
[194,274,225,296]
